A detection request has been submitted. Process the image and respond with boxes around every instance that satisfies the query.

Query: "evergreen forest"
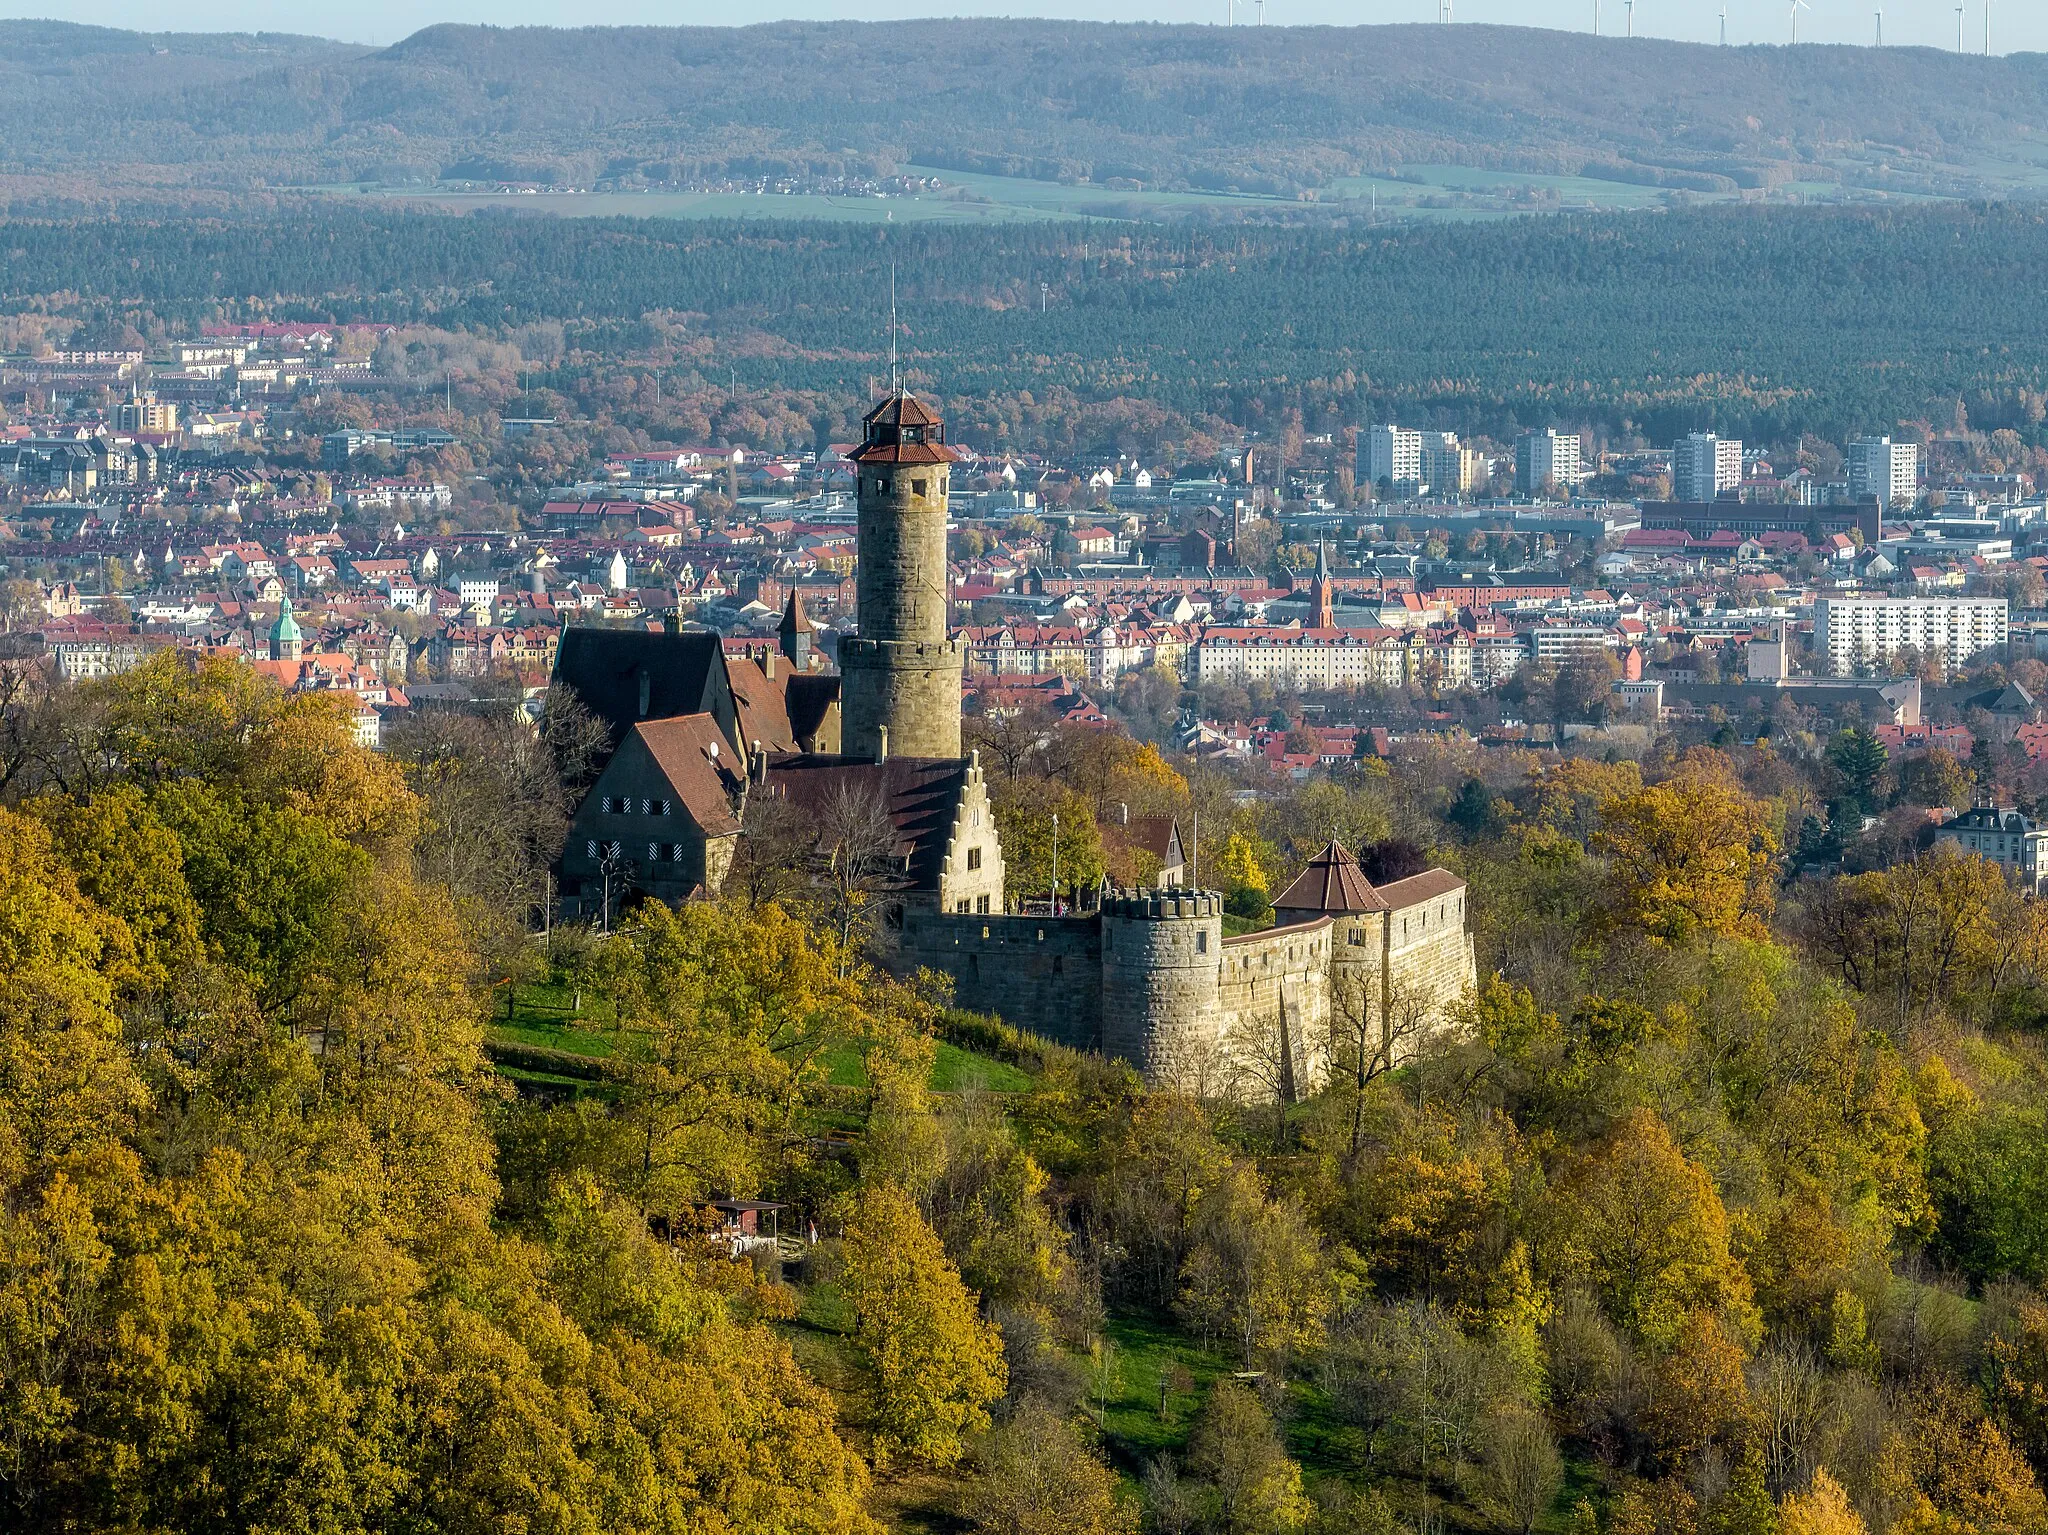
[12,203,2048,452]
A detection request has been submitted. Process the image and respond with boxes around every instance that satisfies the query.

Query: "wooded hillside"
[13,203,2048,449]
[6,19,2048,202]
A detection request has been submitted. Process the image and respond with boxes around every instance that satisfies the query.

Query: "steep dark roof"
[779,588,813,639]
[1123,815,1183,865]
[1272,839,1387,916]
[1967,682,2039,717]
[1376,868,1467,910]
[785,674,842,747]
[632,715,745,837]
[553,626,730,748]
[759,755,969,892]
[727,654,796,752]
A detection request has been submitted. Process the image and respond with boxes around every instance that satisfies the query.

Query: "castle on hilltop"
[552,389,1475,1098]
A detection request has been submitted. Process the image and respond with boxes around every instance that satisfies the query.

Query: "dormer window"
[903,426,923,444]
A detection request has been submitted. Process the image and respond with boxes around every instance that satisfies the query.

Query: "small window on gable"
[640,798,652,815]
[978,895,990,914]
[600,795,615,814]
[586,840,598,858]
[967,846,982,870]
[647,842,660,862]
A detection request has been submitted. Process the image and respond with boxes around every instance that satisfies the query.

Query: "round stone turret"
[842,391,964,759]
[1099,888,1224,1084]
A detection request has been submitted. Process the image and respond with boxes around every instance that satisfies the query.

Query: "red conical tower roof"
[1273,839,1387,916]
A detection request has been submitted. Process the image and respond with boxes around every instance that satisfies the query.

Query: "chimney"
[875,725,889,764]
[762,647,775,681]
[662,609,682,635]
[751,739,767,785]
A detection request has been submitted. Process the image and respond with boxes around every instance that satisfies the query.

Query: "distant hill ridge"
[2,18,2046,202]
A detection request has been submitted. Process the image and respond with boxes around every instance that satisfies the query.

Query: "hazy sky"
[13,0,2043,54]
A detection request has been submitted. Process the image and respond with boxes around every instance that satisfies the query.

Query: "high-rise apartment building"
[1847,437,1919,510]
[114,393,177,435]
[1422,432,1485,496]
[1361,425,1424,491]
[1515,429,1583,495]
[1671,432,1743,504]
[1812,596,2008,676]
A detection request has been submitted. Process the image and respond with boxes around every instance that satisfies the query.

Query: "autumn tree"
[960,1402,1136,1535]
[1185,1381,1313,1535]
[1544,1109,1758,1351]
[1780,1471,1866,1535]
[839,1181,1007,1467]
[1594,771,1780,942]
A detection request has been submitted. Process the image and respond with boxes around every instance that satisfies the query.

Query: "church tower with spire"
[269,594,303,663]
[1309,541,1336,631]
[841,391,964,759]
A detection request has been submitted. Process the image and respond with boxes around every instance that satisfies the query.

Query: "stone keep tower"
[842,391,965,759]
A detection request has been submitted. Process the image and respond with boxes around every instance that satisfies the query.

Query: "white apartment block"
[1516,430,1584,495]
[1848,437,1919,510]
[1527,624,1618,663]
[1812,596,2008,675]
[1194,627,1477,691]
[1362,425,1424,490]
[1672,433,1743,504]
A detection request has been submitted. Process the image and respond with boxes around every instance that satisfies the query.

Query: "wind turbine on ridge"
[1624,0,1634,38]
[1874,7,1883,46]
[1957,3,1966,53]
[1719,5,1728,45]
[1788,0,1809,45]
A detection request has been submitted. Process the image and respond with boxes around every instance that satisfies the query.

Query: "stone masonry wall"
[900,907,1101,1051]
[1214,918,1335,1099]
[1383,888,1478,1022]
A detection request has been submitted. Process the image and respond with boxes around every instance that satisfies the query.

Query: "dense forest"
[5,20,2048,204]
[14,204,2048,451]
[10,652,2048,1534]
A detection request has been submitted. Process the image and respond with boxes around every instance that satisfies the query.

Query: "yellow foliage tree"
[838,1181,1006,1467]
[1216,832,1272,899]
[1782,1472,1869,1535]
[1593,772,1779,942]
[1545,1108,1759,1351]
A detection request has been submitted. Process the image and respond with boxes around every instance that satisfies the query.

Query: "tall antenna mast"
[889,262,900,393]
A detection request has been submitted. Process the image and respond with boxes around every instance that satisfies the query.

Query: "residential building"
[1421,432,1485,496]
[1672,433,1742,504]
[1848,436,1919,510]
[114,392,178,435]
[1812,596,2008,675]
[1936,803,2048,893]
[1362,425,1424,492]
[1515,430,1583,495]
